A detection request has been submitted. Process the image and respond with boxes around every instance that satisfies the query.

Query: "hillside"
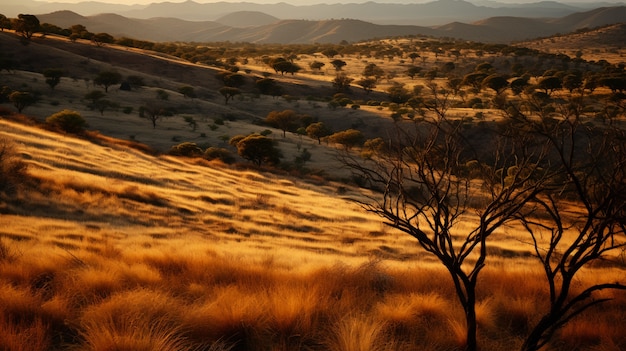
[515,23,626,63]
[35,6,626,44]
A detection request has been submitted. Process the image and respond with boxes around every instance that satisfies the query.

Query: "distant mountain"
[117,0,587,26]
[215,11,280,28]
[37,11,227,42]
[550,6,626,30]
[517,22,626,48]
[10,0,614,26]
[36,5,626,44]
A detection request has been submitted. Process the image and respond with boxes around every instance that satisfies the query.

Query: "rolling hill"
[36,5,626,44]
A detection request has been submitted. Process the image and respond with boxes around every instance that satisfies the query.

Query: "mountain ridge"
[35,5,626,44]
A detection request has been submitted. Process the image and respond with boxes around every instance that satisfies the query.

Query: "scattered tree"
[218,87,241,105]
[43,68,64,90]
[140,105,170,128]
[355,78,377,94]
[256,78,282,97]
[45,109,87,133]
[94,71,122,92]
[178,86,196,99]
[265,110,298,138]
[306,122,331,144]
[9,91,36,113]
[169,142,203,157]
[92,32,114,47]
[328,129,364,149]
[332,73,353,93]
[12,14,40,40]
[406,66,422,79]
[231,134,281,166]
[309,61,325,71]
[330,59,347,71]
[482,74,509,95]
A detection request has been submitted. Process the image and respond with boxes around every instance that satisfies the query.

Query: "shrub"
[169,142,203,157]
[204,147,235,164]
[45,110,87,134]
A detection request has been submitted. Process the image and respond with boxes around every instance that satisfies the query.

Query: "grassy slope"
[1,113,625,351]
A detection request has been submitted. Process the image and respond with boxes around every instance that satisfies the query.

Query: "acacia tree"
[43,68,64,90]
[94,71,122,92]
[218,87,241,105]
[230,134,281,166]
[9,91,36,113]
[265,109,298,138]
[306,122,331,144]
[342,82,552,351]
[12,14,40,40]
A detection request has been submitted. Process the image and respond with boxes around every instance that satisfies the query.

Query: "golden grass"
[0,118,625,350]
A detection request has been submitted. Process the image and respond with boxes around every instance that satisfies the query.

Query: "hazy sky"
[33,0,625,4]
[31,0,614,4]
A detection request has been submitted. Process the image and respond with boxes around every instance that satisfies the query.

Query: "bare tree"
[342,84,549,351]
[506,98,626,351]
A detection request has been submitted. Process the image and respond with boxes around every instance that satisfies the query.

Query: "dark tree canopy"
[9,91,36,113]
[328,129,364,149]
[330,59,347,71]
[13,14,40,39]
[306,122,331,144]
[45,109,87,133]
[43,68,64,90]
[265,109,298,138]
[94,71,122,92]
[233,134,281,166]
[218,87,241,105]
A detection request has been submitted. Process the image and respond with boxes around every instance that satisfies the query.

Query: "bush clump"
[45,110,87,134]
[169,142,203,157]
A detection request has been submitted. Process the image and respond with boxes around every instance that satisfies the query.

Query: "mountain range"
[4,0,624,25]
[35,4,626,44]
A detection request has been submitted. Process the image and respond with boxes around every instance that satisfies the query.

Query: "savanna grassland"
[0,23,625,351]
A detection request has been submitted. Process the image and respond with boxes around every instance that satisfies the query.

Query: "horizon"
[25,0,626,5]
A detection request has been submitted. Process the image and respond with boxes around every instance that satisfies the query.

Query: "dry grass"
[0,113,624,351]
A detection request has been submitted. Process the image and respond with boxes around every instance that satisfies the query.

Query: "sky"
[30,0,623,4]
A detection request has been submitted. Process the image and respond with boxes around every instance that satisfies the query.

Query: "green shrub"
[169,142,203,157]
[204,147,235,164]
[45,109,87,133]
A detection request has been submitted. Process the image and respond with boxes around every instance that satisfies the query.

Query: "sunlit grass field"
[1,118,625,351]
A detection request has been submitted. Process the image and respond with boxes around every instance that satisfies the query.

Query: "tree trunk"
[464,288,478,351]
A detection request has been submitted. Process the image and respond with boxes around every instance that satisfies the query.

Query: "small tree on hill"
[12,14,40,40]
[94,71,122,93]
[330,59,347,71]
[356,78,377,94]
[328,129,364,149]
[92,32,114,47]
[140,105,171,128]
[9,91,36,113]
[178,86,196,99]
[332,73,353,93]
[218,87,241,105]
[46,109,87,134]
[43,68,64,90]
[231,134,281,166]
[306,122,331,144]
[309,61,325,71]
[265,109,298,138]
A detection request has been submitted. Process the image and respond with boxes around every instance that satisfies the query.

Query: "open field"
[1,115,625,350]
[1,25,625,351]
